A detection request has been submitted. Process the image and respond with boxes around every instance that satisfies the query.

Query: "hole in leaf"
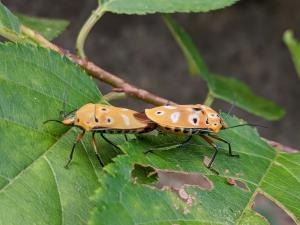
[131,164,158,185]
[156,170,213,190]
[226,178,250,191]
[131,164,214,215]
[253,192,297,225]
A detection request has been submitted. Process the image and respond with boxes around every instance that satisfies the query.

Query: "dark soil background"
[4,0,300,148]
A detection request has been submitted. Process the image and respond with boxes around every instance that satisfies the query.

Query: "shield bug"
[136,104,240,173]
[45,103,156,168]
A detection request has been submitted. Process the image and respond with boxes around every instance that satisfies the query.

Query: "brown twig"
[21,25,175,106]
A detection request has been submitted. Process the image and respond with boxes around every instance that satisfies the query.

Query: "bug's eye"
[213,123,218,126]
[155,111,164,116]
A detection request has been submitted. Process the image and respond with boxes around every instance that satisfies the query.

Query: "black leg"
[144,136,193,154]
[199,135,220,175]
[100,133,121,151]
[124,134,128,141]
[92,132,104,167]
[208,134,239,157]
[65,130,85,168]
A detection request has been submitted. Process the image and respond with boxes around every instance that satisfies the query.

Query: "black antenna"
[223,95,237,121]
[223,123,267,130]
[43,119,64,125]
[59,86,68,118]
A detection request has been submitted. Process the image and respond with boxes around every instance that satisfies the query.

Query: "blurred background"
[3,0,300,150]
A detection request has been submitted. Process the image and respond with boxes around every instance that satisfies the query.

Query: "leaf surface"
[16,13,69,40]
[90,116,300,225]
[284,30,300,78]
[0,43,120,225]
[0,2,20,39]
[99,0,240,14]
[164,15,285,120]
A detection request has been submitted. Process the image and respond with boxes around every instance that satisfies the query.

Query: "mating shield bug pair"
[45,103,243,173]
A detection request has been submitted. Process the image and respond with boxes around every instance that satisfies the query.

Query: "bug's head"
[203,109,226,133]
[62,115,75,125]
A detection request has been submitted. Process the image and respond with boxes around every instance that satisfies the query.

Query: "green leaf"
[16,13,69,41]
[90,116,300,225]
[0,2,21,40]
[164,15,285,121]
[209,74,285,120]
[100,0,240,15]
[0,43,121,225]
[283,30,300,78]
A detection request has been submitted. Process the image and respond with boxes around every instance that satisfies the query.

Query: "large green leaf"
[99,0,240,14]
[0,3,68,42]
[90,116,300,225]
[0,43,122,225]
[164,15,285,121]
[16,13,69,41]
[283,30,300,78]
[0,2,20,40]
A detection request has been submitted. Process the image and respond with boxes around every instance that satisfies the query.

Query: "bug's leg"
[180,136,193,146]
[199,134,219,174]
[144,136,192,154]
[124,134,128,141]
[92,132,104,167]
[208,134,239,157]
[65,130,85,168]
[100,133,121,151]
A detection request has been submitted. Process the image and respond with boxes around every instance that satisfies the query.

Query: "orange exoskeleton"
[45,103,156,168]
[136,104,239,173]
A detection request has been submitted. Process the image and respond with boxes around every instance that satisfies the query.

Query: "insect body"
[46,103,155,168]
[139,104,239,173]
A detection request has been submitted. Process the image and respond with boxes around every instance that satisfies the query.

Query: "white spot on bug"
[170,112,180,123]
[106,117,113,124]
[155,111,165,116]
[122,108,129,111]
[164,105,177,109]
[121,114,130,126]
[188,114,199,126]
[209,113,216,118]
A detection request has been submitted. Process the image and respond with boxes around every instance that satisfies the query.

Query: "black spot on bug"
[95,117,99,122]
[193,118,198,124]
[77,119,80,122]
[206,118,209,125]
[174,128,181,133]
[107,118,111,123]
[165,127,171,130]
[101,108,107,111]
[192,107,202,111]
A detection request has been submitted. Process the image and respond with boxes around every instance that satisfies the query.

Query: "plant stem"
[203,92,215,106]
[76,5,105,58]
[103,91,128,102]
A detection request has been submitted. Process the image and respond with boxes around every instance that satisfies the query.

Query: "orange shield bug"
[45,103,156,168]
[135,104,240,173]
